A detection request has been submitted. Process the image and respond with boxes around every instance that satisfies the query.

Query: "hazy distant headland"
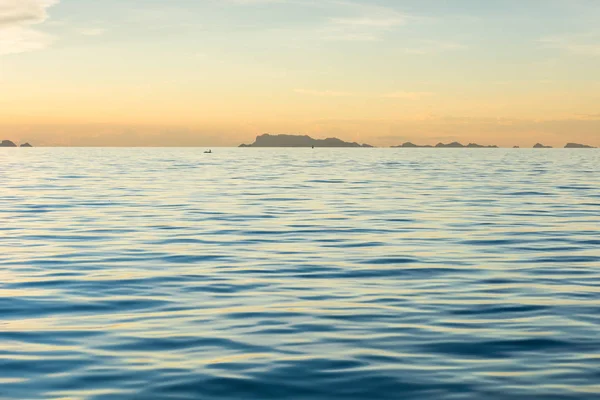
[241,136,600,149]
[1,136,596,149]
[392,142,498,148]
[394,142,595,149]
[239,134,373,148]
[565,143,596,148]
[239,135,596,149]
[1,140,33,147]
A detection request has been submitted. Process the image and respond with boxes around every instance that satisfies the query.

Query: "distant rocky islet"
[239,134,372,148]
[1,140,33,147]
[392,141,498,148]
[238,134,596,149]
[565,143,595,148]
[1,136,596,148]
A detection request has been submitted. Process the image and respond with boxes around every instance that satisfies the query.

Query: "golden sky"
[1,0,599,146]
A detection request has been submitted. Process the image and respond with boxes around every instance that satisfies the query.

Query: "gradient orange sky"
[1,0,599,147]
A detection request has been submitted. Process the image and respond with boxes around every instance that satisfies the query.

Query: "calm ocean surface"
[1,148,599,400]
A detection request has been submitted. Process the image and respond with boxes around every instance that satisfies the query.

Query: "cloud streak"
[384,91,434,99]
[320,14,406,41]
[295,89,436,99]
[540,34,600,56]
[294,88,353,97]
[0,0,59,55]
[228,0,417,41]
[80,28,106,36]
[403,40,466,55]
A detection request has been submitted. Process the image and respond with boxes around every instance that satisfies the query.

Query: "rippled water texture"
[1,148,599,399]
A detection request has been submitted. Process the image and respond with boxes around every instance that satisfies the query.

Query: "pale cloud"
[0,0,58,55]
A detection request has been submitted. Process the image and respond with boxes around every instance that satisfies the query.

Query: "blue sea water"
[1,148,599,400]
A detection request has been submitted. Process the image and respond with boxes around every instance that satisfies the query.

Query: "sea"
[1,148,599,400]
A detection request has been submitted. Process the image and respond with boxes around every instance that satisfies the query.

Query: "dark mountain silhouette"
[20,143,33,147]
[533,143,552,148]
[240,134,373,148]
[565,143,595,148]
[1,140,17,147]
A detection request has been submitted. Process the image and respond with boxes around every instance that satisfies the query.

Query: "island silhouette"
[1,140,33,147]
[1,136,596,149]
[239,134,373,148]
[238,135,597,149]
[1,140,17,147]
[392,142,498,148]
[565,143,595,148]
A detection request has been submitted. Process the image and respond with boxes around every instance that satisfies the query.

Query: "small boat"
[204,150,212,154]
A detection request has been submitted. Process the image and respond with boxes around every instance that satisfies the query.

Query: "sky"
[1,0,599,147]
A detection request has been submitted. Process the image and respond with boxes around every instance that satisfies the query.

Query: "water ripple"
[1,148,599,399]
